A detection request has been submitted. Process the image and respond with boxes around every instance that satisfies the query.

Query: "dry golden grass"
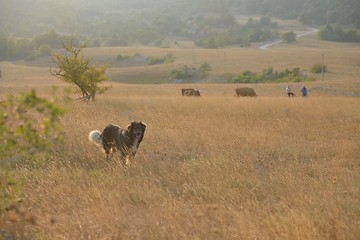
[0,37,360,239]
[1,88,359,239]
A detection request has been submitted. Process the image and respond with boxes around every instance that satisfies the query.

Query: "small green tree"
[38,44,52,56]
[170,65,196,81]
[170,62,212,82]
[198,62,212,78]
[311,63,327,73]
[282,31,296,43]
[50,44,109,101]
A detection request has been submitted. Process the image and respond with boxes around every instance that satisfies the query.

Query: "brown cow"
[182,88,195,96]
[182,88,201,96]
[235,87,257,97]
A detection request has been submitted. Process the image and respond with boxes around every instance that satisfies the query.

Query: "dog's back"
[101,124,123,148]
[88,124,122,149]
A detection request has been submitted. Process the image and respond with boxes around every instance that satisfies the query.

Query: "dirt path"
[259,28,319,50]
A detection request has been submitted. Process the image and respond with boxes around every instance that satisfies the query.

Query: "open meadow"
[0,35,360,239]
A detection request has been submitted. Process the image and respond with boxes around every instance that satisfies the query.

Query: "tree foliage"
[1,0,360,52]
[50,44,109,101]
[196,16,279,48]
[0,31,80,61]
[0,90,64,222]
[240,0,360,28]
[319,24,360,42]
[282,31,296,43]
[170,62,212,82]
[0,90,64,158]
[147,53,175,65]
[233,67,314,83]
[310,64,327,73]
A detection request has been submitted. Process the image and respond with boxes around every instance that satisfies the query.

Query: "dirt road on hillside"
[259,28,319,50]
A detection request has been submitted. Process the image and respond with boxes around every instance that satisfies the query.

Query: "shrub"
[233,67,310,83]
[147,56,165,65]
[116,54,131,61]
[38,44,52,56]
[170,62,211,82]
[233,71,257,83]
[0,90,64,158]
[198,62,212,78]
[170,65,196,81]
[319,25,360,42]
[147,53,175,65]
[311,64,327,73]
[282,31,296,43]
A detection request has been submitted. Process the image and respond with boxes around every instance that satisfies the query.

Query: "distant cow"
[182,88,201,96]
[191,90,201,96]
[182,88,195,95]
[235,87,257,97]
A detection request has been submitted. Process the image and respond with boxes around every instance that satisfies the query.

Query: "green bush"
[170,62,211,82]
[116,54,131,61]
[233,67,311,83]
[0,90,65,218]
[147,56,165,65]
[310,64,327,73]
[170,65,196,80]
[282,31,296,43]
[319,24,360,42]
[0,90,64,159]
[38,44,52,56]
[147,53,175,65]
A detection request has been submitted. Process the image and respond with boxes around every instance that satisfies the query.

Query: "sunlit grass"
[1,89,359,239]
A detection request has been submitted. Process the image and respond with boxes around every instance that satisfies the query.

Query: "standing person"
[301,85,308,97]
[286,85,294,97]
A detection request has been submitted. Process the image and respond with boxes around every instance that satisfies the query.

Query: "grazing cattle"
[235,87,257,97]
[182,88,201,96]
[181,88,195,95]
[190,90,201,96]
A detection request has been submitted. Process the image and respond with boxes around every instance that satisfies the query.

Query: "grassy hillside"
[1,32,360,91]
[82,39,360,85]
[0,35,360,239]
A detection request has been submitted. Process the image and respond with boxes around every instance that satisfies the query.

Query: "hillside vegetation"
[2,0,359,37]
[1,0,359,60]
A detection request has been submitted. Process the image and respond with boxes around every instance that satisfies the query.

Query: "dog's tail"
[88,130,103,147]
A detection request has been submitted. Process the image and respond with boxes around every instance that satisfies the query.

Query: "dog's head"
[127,121,146,143]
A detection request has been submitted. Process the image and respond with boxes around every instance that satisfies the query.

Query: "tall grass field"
[0,34,359,239]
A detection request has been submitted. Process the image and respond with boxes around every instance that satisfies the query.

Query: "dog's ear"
[127,123,134,132]
[138,122,146,143]
[140,122,146,131]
